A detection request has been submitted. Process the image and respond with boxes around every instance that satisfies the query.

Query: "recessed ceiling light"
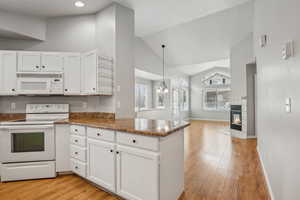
[75,1,85,8]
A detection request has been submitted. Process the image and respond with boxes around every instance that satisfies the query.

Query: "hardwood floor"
[0,120,270,200]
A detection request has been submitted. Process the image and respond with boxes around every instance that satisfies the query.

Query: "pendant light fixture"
[157,44,169,94]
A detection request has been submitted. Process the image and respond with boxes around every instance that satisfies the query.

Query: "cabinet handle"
[75,152,78,155]
[110,149,114,153]
[132,139,136,143]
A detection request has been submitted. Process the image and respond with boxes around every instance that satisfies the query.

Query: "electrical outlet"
[11,102,16,110]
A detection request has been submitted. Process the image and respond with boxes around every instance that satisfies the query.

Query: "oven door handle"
[0,125,54,130]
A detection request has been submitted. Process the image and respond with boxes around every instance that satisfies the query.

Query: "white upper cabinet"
[0,51,17,95]
[41,52,63,72]
[82,50,97,94]
[63,53,81,95]
[18,51,63,72]
[116,145,159,200]
[87,139,116,192]
[18,51,41,72]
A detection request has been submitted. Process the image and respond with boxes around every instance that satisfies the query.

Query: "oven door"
[0,125,55,163]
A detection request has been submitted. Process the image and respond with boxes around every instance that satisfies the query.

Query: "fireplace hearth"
[230,105,242,131]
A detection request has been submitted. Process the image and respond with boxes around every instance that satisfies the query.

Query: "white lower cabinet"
[70,126,184,200]
[87,139,116,192]
[116,145,159,200]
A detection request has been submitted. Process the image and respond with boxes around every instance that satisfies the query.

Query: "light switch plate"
[11,102,16,110]
[285,97,292,113]
[282,41,294,60]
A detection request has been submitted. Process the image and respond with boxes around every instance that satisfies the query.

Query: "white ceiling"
[143,1,253,66]
[174,59,230,76]
[0,0,251,36]
[135,69,162,81]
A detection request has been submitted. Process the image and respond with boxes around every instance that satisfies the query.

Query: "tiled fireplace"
[230,105,242,131]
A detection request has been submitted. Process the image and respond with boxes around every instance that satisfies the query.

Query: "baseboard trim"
[189,118,229,122]
[257,147,275,200]
[247,135,257,139]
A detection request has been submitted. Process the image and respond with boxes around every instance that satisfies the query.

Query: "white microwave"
[17,77,64,95]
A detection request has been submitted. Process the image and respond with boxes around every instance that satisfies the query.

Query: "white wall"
[0,9,46,40]
[190,67,230,121]
[254,0,300,199]
[114,4,135,118]
[230,34,254,103]
[0,96,113,113]
[0,15,96,52]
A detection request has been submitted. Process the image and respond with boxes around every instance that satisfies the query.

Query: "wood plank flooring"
[0,120,270,200]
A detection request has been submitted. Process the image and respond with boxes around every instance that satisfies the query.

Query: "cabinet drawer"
[87,127,115,142]
[70,125,86,136]
[116,132,159,151]
[70,135,86,147]
[70,159,86,178]
[70,145,86,162]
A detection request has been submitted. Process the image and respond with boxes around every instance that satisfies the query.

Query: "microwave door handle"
[0,125,54,130]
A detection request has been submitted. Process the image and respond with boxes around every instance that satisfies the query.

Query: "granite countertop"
[0,113,190,137]
[56,118,190,137]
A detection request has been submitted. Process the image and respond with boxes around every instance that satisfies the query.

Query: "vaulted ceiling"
[0,0,251,36]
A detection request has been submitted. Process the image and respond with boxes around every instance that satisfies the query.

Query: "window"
[203,88,231,111]
[181,88,189,111]
[202,73,231,112]
[156,92,165,108]
[135,84,148,111]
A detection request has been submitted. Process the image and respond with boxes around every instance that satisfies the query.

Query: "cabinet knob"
[11,89,15,92]
[97,133,101,136]
[75,152,78,155]
[116,151,119,154]
[75,140,78,143]
[65,89,68,92]
[42,66,45,68]
[74,129,78,132]
[36,66,39,69]
[75,166,79,169]
[93,88,96,90]
[110,149,114,153]
[133,139,136,143]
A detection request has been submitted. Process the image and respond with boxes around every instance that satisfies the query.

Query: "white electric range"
[0,104,69,182]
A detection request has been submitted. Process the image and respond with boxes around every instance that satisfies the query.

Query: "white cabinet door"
[41,52,63,72]
[18,51,41,72]
[82,51,97,94]
[116,145,159,200]
[0,51,17,95]
[63,53,81,95]
[87,138,115,192]
[55,125,71,172]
